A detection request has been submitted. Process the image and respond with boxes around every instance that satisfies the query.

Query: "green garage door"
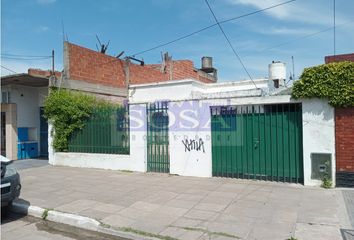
[211,103,303,183]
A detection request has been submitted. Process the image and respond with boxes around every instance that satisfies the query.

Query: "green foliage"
[44,88,122,152]
[292,61,354,107]
[321,175,332,189]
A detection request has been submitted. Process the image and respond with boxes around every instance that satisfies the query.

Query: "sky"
[1,0,354,82]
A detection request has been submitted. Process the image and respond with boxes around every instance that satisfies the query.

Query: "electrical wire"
[248,19,354,55]
[87,0,296,69]
[1,56,52,60]
[1,65,18,74]
[204,0,259,90]
[131,0,296,56]
[1,53,52,58]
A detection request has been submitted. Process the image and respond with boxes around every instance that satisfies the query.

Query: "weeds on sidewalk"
[321,175,332,189]
[42,208,53,220]
[170,225,240,239]
[99,223,178,240]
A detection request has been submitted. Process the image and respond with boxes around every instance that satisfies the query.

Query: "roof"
[1,73,49,87]
[325,53,354,63]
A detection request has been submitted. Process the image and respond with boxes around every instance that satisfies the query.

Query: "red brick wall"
[28,68,62,78]
[65,42,215,87]
[336,107,354,172]
[67,43,126,88]
[325,53,354,63]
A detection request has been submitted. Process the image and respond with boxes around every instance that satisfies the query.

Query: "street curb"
[11,202,159,240]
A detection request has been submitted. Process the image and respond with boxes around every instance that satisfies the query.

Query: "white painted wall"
[8,85,40,129]
[168,101,212,177]
[129,78,271,103]
[3,85,49,157]
[302,98,335,186]
[52,152,131,170]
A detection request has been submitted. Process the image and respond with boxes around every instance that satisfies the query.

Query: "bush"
[44,88,122,152]
[292,61,354,107]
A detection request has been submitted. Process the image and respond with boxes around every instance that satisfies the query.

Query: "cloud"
[226,0,346,27]
[256,26,316,35]
[37,0,56,5]
[36,26,50,33]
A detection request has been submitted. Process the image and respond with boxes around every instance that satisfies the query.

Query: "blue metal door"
[40,107,48,157]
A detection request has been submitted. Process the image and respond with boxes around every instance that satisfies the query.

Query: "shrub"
[292,61,354,107]
[44,88,122,151]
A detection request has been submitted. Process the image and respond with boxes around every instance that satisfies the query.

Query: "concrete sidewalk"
[15,165,353,240]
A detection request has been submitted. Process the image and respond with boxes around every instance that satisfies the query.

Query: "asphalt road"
[1,210,130,240]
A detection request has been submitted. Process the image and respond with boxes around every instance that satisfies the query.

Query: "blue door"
[40,107,48,157]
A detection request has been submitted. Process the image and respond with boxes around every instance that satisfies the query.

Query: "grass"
[118,227,179,240]
[321,176,332,189]
[100,221,179,240]
[171,226,240,239]
[42,208,53,220]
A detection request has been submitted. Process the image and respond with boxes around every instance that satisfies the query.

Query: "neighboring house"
[50,61,337,187]
[1,41,217,160]
[58,41,217,102]
[325,52,354,188]
[0,69,60,160]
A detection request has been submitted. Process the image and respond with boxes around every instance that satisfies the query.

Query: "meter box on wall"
[311,153,332,180]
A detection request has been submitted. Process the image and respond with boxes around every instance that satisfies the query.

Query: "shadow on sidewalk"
[1,199,30,224]
[341,229,354,240]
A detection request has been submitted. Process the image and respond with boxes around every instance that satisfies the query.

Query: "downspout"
[124,58,130,98]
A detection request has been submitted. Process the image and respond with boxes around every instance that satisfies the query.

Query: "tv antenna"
[95,35,110,54]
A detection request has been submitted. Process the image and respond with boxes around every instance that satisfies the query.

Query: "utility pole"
[334,0,336,58]
[51,50,55,76]
[49,50,57,87]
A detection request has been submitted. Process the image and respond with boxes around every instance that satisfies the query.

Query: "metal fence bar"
[68,108,130,155]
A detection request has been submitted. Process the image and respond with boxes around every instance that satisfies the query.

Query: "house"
[325,52,354,187]
[0,69,60,160]
[1,41,217,160]
[49,60,337,187]
[57,41,217,103]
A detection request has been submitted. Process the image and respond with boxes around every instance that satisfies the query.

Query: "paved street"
[1,210,128,240]
[12,158,48,171]
[7,163,353,240]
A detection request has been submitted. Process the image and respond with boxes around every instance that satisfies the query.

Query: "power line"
[204,0,258,90]
[1,56,52,60]
[248,19,354,55]
[131,0,296,56]
[1,53,52,58]
[1,65,18,74]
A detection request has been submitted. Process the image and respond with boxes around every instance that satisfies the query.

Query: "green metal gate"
[211,103,303,183]
[147,102,169,173]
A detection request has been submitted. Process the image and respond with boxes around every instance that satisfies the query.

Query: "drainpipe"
[124,58,130,97]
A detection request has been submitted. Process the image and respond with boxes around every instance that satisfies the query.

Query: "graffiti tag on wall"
[182,138,205,153]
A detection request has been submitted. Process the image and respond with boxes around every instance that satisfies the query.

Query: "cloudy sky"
[1,0,354,81]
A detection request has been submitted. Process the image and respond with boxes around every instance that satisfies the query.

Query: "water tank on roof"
[268,61,286,88]
[202,56,213,69]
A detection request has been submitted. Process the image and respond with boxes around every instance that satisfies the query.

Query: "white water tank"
[268,61,286,87]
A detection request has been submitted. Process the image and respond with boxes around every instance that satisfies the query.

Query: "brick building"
[60,42,217,102]
[325,53,354,187]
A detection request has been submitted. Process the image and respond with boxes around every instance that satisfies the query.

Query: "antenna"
[95,35,110,54]
[291,56,295,80]
[116,51,125,58]
[61,20,65,42]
